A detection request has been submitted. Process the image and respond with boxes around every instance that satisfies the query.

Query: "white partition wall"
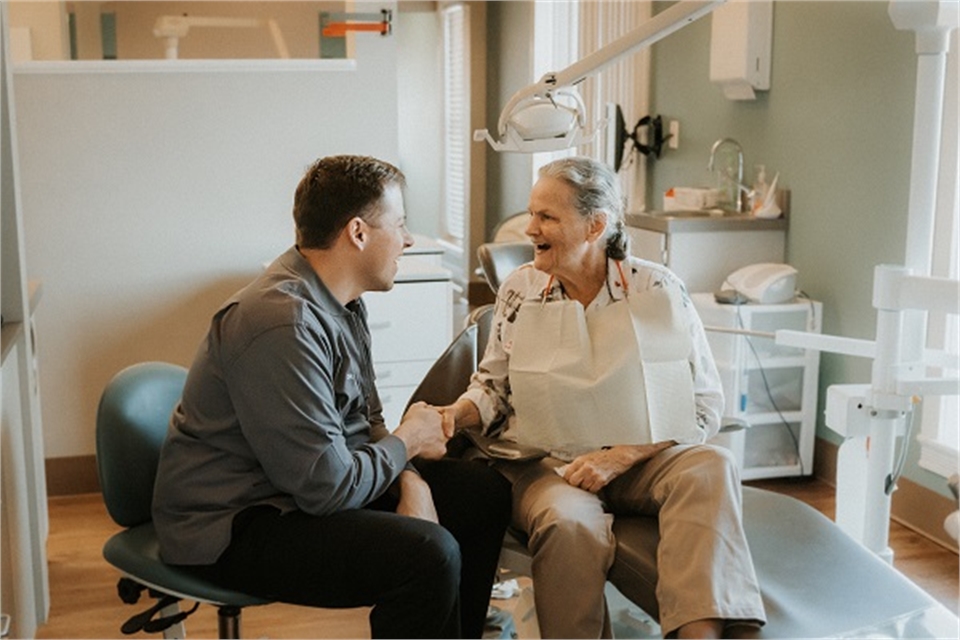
[12,4,400,468]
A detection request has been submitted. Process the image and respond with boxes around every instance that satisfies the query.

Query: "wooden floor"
[36,476,958,639]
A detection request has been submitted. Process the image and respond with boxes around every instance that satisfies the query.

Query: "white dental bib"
[508,277,699,458]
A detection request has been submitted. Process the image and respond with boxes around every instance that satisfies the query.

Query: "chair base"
[104,523,271,638]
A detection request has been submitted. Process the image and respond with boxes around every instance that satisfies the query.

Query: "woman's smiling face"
[525,176,603,281]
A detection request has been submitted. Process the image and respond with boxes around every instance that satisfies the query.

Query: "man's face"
[361,184,413,292]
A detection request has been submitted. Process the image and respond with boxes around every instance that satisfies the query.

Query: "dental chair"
[477,241,535,293]
[406,306,957,638]
[96,362,274,638]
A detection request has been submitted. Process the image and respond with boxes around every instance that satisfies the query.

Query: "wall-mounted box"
[710,0,773,100]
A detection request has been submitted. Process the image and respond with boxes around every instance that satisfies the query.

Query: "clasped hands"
[396,401,456,461]
[390,402,456,524]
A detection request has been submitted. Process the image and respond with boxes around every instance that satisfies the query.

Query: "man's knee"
[410,522,462,586]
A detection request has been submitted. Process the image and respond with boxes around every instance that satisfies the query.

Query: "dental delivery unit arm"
[775,0,958,562]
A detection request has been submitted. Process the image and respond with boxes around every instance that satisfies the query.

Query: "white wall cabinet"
[692,293,822,480]
[364,248,452,430]
[1,7,49,636]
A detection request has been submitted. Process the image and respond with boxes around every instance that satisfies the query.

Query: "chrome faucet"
[708,138,745,213]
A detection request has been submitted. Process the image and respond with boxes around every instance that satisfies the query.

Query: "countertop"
[627,190,791,234]
[625,211,788,234]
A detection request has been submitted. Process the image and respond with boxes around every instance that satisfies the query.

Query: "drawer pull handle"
[378,370,392,379]
[369,321,392,330]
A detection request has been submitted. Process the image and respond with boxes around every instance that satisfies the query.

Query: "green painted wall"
[649,0,947,498]
[486,1,951,499]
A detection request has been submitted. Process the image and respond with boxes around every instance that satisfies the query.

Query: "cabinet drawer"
[377,385,417,431]
[378,384,420,431]
[364,281,452,363]
[374,359,434,389]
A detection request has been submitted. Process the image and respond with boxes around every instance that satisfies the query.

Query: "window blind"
[441,3,468,245]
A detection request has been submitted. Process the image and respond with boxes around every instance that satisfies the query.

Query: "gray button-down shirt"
[153,247,408,565]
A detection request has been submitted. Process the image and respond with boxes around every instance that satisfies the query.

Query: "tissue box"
[664,187,722,211]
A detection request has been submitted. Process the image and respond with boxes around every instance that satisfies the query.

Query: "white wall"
[14,25,399,458]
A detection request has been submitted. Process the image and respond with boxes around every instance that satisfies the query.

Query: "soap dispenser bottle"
[751,165,767,215]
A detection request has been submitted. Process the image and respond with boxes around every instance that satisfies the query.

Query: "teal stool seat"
[103,523,270,608]
[97,362,274,638]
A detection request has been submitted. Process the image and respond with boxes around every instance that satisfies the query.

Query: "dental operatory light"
[152,15,290,60]
[474,0,727,154]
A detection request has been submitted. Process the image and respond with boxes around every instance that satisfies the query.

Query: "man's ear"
[345,216,367,249]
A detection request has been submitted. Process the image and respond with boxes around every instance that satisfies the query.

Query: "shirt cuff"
[460,387,498,429]
[378,433,410,469]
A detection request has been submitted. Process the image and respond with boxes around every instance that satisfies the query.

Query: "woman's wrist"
[449,398,480,431]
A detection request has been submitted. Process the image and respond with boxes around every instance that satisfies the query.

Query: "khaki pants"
[495,445,766,638]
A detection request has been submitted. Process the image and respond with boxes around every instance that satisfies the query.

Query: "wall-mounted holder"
[709,0,773,100]
[611,105,672,171]
[321,9,392,38]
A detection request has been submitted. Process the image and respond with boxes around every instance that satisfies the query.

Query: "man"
[152,155,512,639]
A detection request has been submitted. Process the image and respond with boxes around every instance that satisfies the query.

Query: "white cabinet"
[364,254,452,429]
[1,8,49,637]
[692,293,822,480]
[625,212,787,293]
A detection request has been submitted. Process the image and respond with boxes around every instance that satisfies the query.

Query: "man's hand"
[562,442,673,493]
[395,470,439,523]
[437,405,457,439]
[393,402,448,460]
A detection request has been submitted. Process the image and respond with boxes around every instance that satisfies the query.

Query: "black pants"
[185,458,511,639]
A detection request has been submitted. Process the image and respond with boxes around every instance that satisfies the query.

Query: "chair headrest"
[477,242,535,294]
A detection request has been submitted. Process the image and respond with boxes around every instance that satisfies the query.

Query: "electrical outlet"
[668,120,680,149]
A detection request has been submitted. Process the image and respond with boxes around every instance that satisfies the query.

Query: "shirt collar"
[542,258,628,308]
[275,246,360,316]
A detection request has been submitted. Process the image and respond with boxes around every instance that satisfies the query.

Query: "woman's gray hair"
[538,156,628,260]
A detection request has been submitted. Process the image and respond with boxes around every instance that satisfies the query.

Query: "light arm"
[477,0,726,153]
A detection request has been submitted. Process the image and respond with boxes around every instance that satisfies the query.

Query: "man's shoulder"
[218,271,340,347]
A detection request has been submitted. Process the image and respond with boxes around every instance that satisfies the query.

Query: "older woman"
[441,157,766,639]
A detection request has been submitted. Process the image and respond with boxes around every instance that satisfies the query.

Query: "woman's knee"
[525,501,614,554]
[670,445,742,503]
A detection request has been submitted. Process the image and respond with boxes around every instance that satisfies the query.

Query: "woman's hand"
[395,470,439,523]
[433,398,482,437]
[561,442,673,493]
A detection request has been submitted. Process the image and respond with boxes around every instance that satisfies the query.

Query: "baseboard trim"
[46,454,100,496]
[813,437,958,553]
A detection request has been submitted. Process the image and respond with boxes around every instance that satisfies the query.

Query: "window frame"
[439,2,469,248]
[917,26,959,480]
